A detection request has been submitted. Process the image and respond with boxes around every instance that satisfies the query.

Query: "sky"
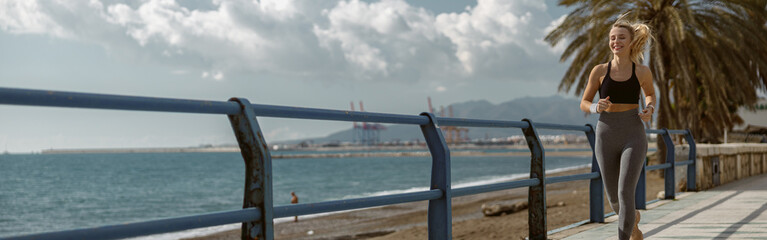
[0,0,578,153]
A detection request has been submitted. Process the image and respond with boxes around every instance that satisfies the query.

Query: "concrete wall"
[674,143,767,191]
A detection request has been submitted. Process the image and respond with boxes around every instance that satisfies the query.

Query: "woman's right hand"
[597,96,612,113]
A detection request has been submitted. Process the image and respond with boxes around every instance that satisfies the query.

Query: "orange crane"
[428,97,469,144]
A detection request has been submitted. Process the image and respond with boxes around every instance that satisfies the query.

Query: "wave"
[338,163,592,200]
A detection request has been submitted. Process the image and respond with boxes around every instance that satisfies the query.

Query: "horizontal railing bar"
[0,88,431,124]
[4,208,261,240]
[0,87,241,114]
[646,163,672,171]
[645,129,665,134]
[677,160,694,166]
[546,172,600,184]
[434,117,528,128]
[667,130,687,135]
[273,190,442,218]
[250,104,429,125]
[451,179,540,197]
[533,123,591,132]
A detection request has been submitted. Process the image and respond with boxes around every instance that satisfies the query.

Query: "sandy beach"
[184,166,665,240]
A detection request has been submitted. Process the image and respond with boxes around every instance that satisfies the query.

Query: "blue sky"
[0,0,577,153]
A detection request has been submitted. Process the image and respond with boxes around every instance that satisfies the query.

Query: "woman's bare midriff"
[605,103,639,112]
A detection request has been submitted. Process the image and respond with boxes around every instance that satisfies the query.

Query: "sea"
[0,149,592,239]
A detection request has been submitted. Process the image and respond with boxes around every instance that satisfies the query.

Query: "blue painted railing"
[0,87,696,240]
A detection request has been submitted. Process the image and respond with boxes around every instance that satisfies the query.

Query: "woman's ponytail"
[630,23,652,64]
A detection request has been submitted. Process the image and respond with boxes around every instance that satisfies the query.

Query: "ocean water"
[0,151,590,238]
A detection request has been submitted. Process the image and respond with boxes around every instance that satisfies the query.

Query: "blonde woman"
[579,17,655,240]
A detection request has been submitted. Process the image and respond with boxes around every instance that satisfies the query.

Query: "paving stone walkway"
[556,173,767,239]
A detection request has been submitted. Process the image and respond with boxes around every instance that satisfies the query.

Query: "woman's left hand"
[638,107,653,122]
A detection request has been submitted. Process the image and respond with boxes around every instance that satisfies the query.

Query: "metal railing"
[0,87,696,240]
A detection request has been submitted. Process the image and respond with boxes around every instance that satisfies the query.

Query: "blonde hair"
[612,17,653,64]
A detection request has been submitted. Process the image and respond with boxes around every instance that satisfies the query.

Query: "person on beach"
[291,192,299,222]
[579,15,655,240]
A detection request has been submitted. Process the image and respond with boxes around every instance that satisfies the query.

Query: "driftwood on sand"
[481,200,566,217]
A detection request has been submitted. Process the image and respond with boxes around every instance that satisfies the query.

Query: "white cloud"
[436,86,447,92]
[201,70,224,80]
[0,0,565,83]
[313,0,455,80]
[212,71,224,81]
[0,1,71,38]
[433,0,558,78]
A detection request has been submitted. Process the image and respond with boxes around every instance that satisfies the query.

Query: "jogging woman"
[579,17,655,240]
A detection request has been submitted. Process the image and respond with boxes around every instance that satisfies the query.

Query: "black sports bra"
[599,62,640,104]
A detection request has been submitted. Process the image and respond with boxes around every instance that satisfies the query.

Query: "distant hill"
[277,95,600,144]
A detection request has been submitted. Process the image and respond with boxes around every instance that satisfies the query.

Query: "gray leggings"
[595,109,647,240]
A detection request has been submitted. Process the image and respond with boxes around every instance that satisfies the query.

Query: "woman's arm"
[581,64,606,112]
[637,65,655,108]
[637,65,655,121]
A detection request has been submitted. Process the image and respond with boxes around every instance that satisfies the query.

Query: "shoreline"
[183,166,666,240]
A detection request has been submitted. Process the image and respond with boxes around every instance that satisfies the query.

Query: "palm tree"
[546,0,767,164]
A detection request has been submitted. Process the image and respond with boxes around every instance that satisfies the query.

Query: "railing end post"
[228,97,274,240]
[419,112,452,239]
[521,118,546,239]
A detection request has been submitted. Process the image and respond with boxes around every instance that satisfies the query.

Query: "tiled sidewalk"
[554,173,767,239]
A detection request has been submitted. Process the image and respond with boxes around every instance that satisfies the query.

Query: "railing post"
[684,129,696,191]
[661,128,675,199]
[228,98,273,240]
[584,124,604,222]
[635,159,647,209]
[522,119,546,240]
[419,112,452,240]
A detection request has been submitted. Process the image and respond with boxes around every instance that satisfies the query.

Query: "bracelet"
[590,103,599,113]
